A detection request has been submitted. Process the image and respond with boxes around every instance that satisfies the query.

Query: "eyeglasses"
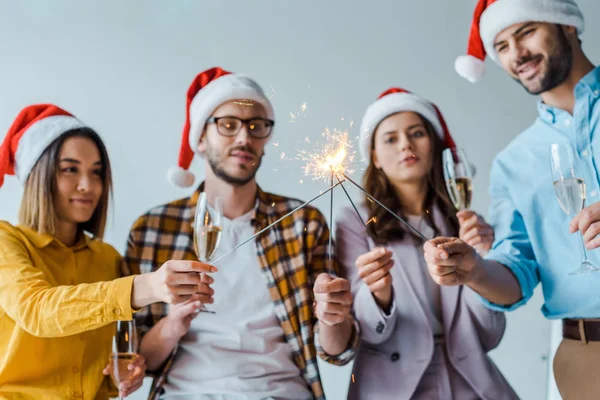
[207,116,275,139]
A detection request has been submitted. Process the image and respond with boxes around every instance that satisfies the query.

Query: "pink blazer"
[335,204,518,400]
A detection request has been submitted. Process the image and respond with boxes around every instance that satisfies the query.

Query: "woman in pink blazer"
[335,88,518,399]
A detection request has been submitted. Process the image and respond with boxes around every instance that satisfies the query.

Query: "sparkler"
[211,180,344,265]
[298,130,428,242]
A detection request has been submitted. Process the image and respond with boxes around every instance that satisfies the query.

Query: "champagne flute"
[193,192,223,313]
[109,320,138,400]
[443,147,473,211]
[550,143,600,274]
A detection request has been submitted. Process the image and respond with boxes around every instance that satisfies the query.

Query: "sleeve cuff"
[105,275,137,320]
[480,252,531,312]
[316,314,360,366]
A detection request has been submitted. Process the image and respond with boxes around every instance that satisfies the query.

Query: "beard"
[513,27,573,95]
[205,141,262,186]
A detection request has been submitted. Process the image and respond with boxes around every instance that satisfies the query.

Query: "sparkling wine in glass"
[193,192,223,313]
[109,320,138,400]
[550,143,599,274]
[443,148,473,211]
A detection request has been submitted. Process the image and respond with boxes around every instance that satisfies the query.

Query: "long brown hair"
[363,113,458,243]
[18,128,113,239]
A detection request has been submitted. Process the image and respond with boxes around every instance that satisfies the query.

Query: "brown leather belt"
[563,318,600,343]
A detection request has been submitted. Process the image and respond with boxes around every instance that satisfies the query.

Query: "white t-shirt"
[162,205,312,400]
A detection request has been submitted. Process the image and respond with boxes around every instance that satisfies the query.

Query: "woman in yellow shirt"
[0,104,217,399]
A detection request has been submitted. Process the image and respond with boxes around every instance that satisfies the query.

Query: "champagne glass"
[193,192,223,313]
[443,148,473,211]
[109,320,138,400]
[550,143,599,274]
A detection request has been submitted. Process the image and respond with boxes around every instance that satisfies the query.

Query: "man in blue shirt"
[423,0,599,398]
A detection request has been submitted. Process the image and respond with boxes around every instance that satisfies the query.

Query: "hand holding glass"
[109,320,138,400]
[193,192,223,313]
[443,148,473,211]
[550,143,599,274]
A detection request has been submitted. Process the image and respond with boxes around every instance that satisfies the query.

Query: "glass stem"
[577,230,589,263]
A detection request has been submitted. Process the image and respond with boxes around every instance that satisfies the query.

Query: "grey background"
[1,1,598,398]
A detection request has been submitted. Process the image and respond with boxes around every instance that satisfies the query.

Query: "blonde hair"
[18,128,113,239]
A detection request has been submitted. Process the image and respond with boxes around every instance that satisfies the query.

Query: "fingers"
[165,260,218,274]
[316,310,347,326]
[314,277,350,294]
[367,273,392,293]
[458,213,479,237]
[361,260,394,285]
[583,221,600,243]
[456,210,476,221]
[428,263,457,277]
[166,282,213,297]
[314,290,353,305]
[429,271,462,286]
[118,355,146,397]
[355,247,392,269]
[424,248,464,267]
[570,209,584,233]
[461,225,493,243]
[315,301,351,315]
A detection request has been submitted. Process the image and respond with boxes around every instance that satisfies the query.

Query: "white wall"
[1,1,598,399]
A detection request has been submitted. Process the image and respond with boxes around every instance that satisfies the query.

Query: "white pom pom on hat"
[454,0,584,83]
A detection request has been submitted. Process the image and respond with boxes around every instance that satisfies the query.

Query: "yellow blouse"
[0,222,136,400]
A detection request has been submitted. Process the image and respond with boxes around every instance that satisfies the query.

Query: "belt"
[563,318,600,343]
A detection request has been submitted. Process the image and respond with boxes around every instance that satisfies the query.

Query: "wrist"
[467,253,486,287]
[131,273,158,309]
[373,288,392,312]
[159,316,184,341]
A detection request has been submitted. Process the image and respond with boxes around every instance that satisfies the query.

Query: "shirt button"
[391,352,400,362]
[376,321,384,334]
[114,309,122,315]
[72,366,80,373]
[564,118,572,126]
[594,90,600,97]
[582,149,590,157]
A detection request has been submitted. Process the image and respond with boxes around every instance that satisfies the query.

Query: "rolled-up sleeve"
[482,160,540,311]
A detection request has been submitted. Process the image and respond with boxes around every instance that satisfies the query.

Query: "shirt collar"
[537,66,600,123]
[188,182,269,228]
[18,225,95,252]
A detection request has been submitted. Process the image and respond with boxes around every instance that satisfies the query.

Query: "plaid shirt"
[125,184,360,400]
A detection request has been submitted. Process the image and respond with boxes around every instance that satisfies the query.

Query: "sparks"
[297,130,357,182]
[273,142,279,147]
[301,102,308,113]
[366,216,377,225]
[280,152,286,160]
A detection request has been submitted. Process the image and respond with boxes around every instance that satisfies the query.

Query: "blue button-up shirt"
[484,66,600,319]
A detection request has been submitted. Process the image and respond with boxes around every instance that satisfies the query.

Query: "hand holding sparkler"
[423,237,482,286]
[355,247,394,312]
[313,273,353,327]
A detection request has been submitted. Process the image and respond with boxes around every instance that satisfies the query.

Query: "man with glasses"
[125,67,359,400]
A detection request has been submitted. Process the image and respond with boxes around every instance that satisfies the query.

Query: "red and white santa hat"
[359,88,456,164]
[455,0,584,83]
[168,67,274,188]
[0,104,86,188]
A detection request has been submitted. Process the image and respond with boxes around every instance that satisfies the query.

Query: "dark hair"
[19,127,113,239]
[363,113,458,243]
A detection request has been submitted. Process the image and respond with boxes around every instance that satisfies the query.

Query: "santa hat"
[455,0,584,83]
[0,104,86,188]
[168,67,275,188]
[359,88,456,164]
